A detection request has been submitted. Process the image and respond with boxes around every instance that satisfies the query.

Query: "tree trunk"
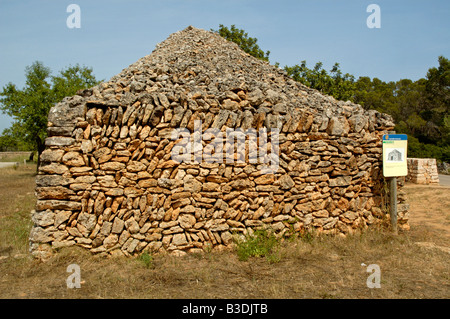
[36,137,45,173]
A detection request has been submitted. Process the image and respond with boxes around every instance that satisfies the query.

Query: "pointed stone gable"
[30,26,408,259]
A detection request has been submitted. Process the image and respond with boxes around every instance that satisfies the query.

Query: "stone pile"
[407,158,439,184]
[30,26,409,259]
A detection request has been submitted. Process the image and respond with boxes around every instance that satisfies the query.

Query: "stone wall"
[29,26,409,259]
[0,151,33,160]
[407,158,439,184]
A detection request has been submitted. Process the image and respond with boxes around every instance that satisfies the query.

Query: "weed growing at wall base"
[234,229,281,263]
[137,252,154,269]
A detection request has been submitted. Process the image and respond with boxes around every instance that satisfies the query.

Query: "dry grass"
[0,165,36,256]
[0,165,449,299]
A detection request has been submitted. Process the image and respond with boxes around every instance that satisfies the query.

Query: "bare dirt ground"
[404,183,450,250]
[0,165,448,299]
[406,183,450,235]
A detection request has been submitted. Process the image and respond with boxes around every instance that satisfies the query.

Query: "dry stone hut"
[30,26,409,259]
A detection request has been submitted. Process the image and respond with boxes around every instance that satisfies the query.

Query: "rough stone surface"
[406,158,439,185]
[30,26,407,259]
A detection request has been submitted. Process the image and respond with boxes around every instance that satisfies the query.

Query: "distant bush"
[407,135,450,162]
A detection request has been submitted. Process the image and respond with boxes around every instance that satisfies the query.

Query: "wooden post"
[389,177,398,234]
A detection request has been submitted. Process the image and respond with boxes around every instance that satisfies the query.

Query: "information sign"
[382,134,408,177]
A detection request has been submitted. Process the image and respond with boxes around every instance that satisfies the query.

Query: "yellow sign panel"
[382,134,408,177]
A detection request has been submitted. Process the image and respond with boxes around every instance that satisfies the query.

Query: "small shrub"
[235,229,280,263]
[137,252,154,269]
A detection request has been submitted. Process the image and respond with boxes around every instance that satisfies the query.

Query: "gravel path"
[438,174,450,186]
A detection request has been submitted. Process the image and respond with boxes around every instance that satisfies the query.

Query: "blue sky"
[0,0,449,132]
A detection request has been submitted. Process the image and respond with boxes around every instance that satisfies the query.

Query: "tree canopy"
[213,24,270,62]
[0,61,100,162]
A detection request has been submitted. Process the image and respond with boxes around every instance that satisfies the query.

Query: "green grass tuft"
[137,252,154,269]
[235,229,280,263]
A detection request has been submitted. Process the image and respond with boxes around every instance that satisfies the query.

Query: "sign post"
[389,177,397,233]
[382,134,408,234]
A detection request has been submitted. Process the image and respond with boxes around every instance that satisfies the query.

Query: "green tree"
[52,64,99,101]
[213,24,270,62]
[424,56,449,114]
[0,126,32,152]
[0,61,52,162]
[328,63,356,101]
[421,56,450,144]
[353,77,397,114]
[443,115,450,147]
[284,61,355,101]
[284,61,329,89]
[0,61,100,167]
